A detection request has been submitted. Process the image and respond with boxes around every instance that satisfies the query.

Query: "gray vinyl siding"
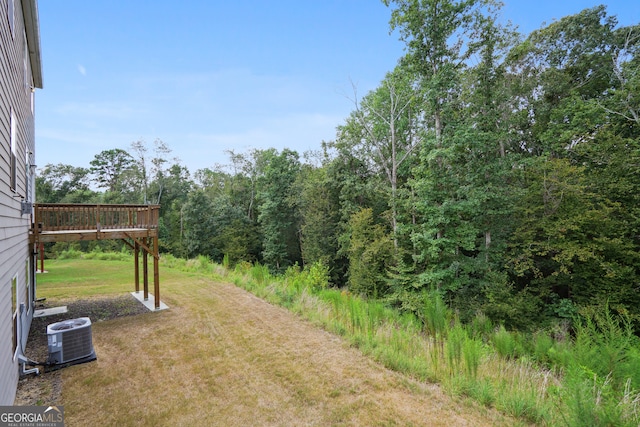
[0,0,39,405]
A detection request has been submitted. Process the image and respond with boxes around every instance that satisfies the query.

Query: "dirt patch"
[14,294,148,406]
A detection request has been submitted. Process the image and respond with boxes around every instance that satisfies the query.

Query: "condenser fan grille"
[50,318,88,331]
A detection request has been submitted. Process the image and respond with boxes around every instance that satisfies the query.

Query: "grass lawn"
[37,259,146,298]
[27,258,514,426]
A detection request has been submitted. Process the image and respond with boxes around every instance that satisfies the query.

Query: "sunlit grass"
[37,257,187,301]
[38,259,135,298]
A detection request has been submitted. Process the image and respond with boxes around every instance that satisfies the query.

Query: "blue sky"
[35,1,640,174]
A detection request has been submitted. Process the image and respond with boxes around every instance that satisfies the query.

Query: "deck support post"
[39,242,44,273]
[134,240,140,293]
[143,237,149,301]
[153,235,160,309]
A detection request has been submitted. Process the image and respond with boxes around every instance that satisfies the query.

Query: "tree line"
[37,2,640,333]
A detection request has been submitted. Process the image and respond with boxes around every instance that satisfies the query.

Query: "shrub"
[422,289,449,339]
[234,261,252,275]
[492,325,518,359]
[573,304,640,391]
[462,337,483,379]
[469,311,493,342]
[446,322,466,373]
[249,264,271,285]
[57,248,83,260]
[306,260,330,291]
[532,331,554,366]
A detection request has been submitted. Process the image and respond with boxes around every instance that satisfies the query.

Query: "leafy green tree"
[89,148,137,203]
[131,139,175,205]
[257,149,302,271]
[36,163,95,203]
[346,208,394,297]
[607,24,640,127]
[511,6,622,155]
[224,149,264,221]
[215,210,262,265]
[386,0,506,296]
[506,156,640,325]
[156,164,193,255]
[503,6,640,326]
[384,0,490,144]
[323,139,388,285]
[296,159,341,281]
[429,8,524,321]
[207,194,258,263]
[148,139,174,205]
[181,178,261,263]
[342,66,420,248]
[182,189,215,258]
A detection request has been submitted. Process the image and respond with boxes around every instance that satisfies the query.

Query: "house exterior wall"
[0,0,41,405]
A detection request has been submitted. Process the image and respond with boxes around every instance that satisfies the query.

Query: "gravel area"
[14,294,149,406]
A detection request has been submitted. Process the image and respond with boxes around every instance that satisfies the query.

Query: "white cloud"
[77,64,86,76]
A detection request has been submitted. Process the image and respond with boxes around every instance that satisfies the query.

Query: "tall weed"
[249,264,271,285]
[222,253,230,269]
[560,367,633,427]
[462,336,482,379]
[57,248,84,260]
[558,305,640,426]
[422,289,449,339]
[469,311,493,341]
[446,322,466,374]
[492,325,518,359]
[573,305,640,390]
[532,331,554,366]
[306,260,330,291]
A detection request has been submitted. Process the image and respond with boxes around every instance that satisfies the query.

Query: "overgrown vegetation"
[224,259,640,426]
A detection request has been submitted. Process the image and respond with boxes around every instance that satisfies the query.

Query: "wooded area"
[37,3,640,333]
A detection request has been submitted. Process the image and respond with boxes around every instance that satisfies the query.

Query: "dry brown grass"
[21,264,514,426]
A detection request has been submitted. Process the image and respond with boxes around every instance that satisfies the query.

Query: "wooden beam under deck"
[31,228,157,243]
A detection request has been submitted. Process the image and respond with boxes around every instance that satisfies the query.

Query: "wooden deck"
[30,204,162,309]
[31,203,159,242]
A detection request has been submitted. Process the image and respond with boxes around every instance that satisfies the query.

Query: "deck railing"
[34,203,160,232]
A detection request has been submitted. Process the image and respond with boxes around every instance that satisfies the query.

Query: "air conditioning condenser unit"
[47,317,97,367]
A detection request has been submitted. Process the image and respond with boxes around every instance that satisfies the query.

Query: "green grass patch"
[38,259,136,299]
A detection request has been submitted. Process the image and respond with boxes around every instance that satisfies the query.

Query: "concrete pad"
[34,306,68,318]
[131,291,169,311]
